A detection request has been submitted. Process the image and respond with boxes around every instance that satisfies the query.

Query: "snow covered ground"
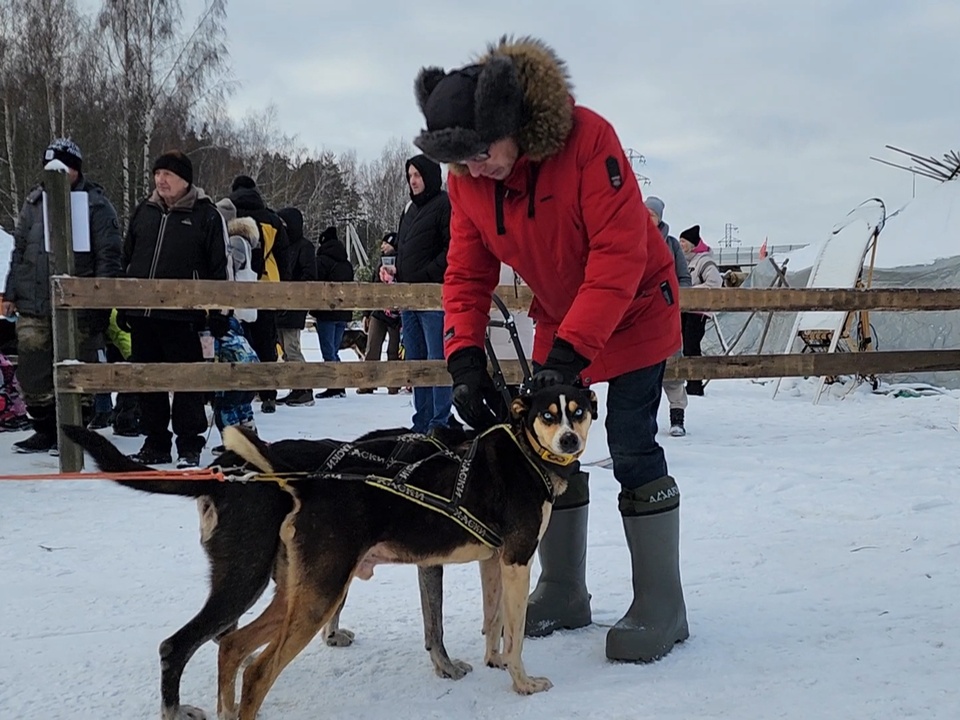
[1,354,959,719]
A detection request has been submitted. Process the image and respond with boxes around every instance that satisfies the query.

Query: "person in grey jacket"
[645,197,691,436]
[1,139,123,454]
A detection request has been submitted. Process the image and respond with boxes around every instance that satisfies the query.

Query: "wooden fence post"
[46,167,84,472]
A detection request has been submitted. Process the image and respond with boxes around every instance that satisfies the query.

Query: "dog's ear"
[510,393,531,420]
[587,390,598,419]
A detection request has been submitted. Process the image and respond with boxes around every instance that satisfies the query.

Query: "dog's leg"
[159,528,278,720]
[217,576,289,720]
[418,564,472,679]
[322,592,355,647]
[237,576,352,719]
[500,561,553,695]
[480,557,505,669]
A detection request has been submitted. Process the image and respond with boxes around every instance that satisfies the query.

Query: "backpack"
[253,222,280,282]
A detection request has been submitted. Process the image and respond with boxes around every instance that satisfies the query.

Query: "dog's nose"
[558,432,580,454]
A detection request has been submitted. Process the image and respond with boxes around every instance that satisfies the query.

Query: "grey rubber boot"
[525,471,592,638]
[606,475,689,662]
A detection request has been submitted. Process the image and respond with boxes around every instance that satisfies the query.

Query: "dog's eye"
[541,411,555,422]
[571,408,585,419]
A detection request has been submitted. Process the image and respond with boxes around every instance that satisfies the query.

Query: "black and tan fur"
[218,384,596,719]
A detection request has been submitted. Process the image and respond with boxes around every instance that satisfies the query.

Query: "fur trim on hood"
[227,216,261,248]
[414,36,573,168]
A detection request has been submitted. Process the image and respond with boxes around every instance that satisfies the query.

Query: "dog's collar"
[474,424,569,501]
[523,428,583,467]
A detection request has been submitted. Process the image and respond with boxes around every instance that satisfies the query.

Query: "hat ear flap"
[415,66,448,113]
[475,55,525,143]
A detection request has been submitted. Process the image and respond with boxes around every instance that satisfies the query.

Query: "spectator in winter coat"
[121,150,229,468]
[678,224,722,396]
[358,231,401,394]
[1,138,124,454]
[311,226,354,399]
[646,196,691,436]
[229,175,289,413]
[379,154,453,432]
[275,207,318,406]
[413,36,687,663]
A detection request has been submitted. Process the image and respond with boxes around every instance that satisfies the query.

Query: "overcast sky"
[220,0,960,248]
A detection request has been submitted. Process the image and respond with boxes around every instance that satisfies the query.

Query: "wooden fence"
[50,278,960,392]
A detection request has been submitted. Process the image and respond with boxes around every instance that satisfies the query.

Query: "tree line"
[0,0,411,258]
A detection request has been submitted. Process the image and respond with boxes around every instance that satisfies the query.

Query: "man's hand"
[529,338,590,390]
[1,300,15,318]
[379,265,397,284]
[447,346,503,431]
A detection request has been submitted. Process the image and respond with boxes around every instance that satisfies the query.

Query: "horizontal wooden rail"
[51,277,960,313]
[54,350,960,393]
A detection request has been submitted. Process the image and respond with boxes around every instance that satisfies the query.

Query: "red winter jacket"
[443,101,680,384]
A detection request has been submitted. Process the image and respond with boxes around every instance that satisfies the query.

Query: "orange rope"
[0,469,226,482]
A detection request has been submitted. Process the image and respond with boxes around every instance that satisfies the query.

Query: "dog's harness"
[216,426,573,550]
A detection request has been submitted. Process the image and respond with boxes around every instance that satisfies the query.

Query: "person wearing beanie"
[645,198,691,436]
[275,206,318,407]
[228,172,290,413]
[678,225,722,397]
[310,224,354,399]
[2,138,123,454]
[120,148,229,468]
[378,153,453,432]
[413,37,687,664]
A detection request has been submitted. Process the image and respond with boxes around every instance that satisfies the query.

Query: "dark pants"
[242,310,278,402]
[605,361,669,491]
[16,314,100,435]
[366,316,401,362]
[130,317,207,455]
[681,312,708,392]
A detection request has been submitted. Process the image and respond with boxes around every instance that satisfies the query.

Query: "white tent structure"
[709,179,960,390]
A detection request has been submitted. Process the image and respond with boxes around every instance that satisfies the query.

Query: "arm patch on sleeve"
[605,156,623,190]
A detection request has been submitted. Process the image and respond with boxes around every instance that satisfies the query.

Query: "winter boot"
[315,388,346,399]
[606,476,689,662]
[669,408,686,437]
[13,405,57,454]
[525,471,592,637]
[280,389,315,406]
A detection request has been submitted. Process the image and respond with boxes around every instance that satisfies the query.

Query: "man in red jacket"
[413,36,688,662]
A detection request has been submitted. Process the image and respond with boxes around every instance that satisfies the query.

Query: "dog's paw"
[484,651,507,669]
[324,628,356,647]
[512,675,553,695]
[434,657,473,680]
[169,704,208,720]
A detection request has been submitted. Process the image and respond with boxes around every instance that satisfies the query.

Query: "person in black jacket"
[311,226,354,399]
[275,207,318,407]
[379,154,452,432]
[121,150,229,468]
[1,138,123,454]
[229,175,290,413]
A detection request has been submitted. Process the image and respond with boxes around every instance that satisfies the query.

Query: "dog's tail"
[61,425,219,498]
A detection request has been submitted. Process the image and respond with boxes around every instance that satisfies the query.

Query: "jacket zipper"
[145,210,170,318]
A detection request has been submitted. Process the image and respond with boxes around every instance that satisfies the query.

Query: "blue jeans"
[316,321,346,363]
[605,361,669,490]
[400,310,452,433]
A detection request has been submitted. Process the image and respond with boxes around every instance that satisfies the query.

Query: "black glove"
[447,346,503,431]
[115,309,133,333]
[207,311,232,339]
[529,338,590,390]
